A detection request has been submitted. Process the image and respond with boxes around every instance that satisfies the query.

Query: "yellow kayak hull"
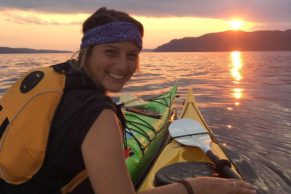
[138,89,241,191]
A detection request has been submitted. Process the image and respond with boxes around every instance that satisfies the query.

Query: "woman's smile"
[107,72,127,80]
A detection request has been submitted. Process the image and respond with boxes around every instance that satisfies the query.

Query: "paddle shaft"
[169,118,241,179]
[206,150,241,179]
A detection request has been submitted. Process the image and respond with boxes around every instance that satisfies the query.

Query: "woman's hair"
[77,7,144,68]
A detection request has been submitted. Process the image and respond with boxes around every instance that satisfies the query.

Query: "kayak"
[124,86,177,187]
[138,89,242,191]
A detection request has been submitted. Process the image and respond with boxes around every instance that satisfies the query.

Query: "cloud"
[0,0,291,23]
[0,9,85,25]
[4,15,80,25]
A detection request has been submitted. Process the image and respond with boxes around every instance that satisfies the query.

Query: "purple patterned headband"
[80,21,142,50]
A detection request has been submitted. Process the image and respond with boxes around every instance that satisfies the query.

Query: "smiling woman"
[0,6,258,194]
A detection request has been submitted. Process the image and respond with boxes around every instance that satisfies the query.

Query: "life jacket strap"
[61,170,87,194]
[0,118,9,138]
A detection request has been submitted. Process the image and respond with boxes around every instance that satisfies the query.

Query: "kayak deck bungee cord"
[124,86,177,187]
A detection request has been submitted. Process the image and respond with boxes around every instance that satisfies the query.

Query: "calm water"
[0,52,290,194]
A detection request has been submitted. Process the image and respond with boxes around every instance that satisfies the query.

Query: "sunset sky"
[0,0,291,51]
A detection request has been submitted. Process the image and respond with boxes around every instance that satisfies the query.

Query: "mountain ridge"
[0,46,72,54]
[154,29,291,52]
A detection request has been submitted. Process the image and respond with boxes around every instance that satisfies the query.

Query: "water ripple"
[1,52,291,193]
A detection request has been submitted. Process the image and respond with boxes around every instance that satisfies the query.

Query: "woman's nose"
[116,55,129,71]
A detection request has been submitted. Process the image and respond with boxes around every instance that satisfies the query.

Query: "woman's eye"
[105,49,117,56]
[128,53,139,60]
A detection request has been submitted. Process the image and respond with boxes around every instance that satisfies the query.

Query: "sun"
[229,19,245,30]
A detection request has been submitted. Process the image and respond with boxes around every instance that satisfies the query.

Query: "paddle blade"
[169,119,207,136]
[169,119,211,152]
[119,93,148,107]
[169,119,241,179]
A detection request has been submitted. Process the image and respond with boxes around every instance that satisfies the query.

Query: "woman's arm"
[82,109,256,194]
[81,109,136,194]
[81,109,191,194]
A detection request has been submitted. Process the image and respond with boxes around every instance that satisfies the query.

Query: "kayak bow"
[138,89,242,191]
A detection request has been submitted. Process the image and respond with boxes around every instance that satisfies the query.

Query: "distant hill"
[142,48,154,52]
[0,47,72,54]
[154,29,291,52]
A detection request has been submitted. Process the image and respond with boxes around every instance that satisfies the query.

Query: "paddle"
[116,93,163,119]
[169,118,241,179]
[116,92,148,107]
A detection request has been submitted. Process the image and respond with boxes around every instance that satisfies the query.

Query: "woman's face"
[86,41,139,92]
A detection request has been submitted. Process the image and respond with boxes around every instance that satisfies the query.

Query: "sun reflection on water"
[230,51,244,105]
[230,51,243,82]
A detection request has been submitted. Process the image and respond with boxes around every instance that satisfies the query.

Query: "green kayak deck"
[125,86,177,186]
